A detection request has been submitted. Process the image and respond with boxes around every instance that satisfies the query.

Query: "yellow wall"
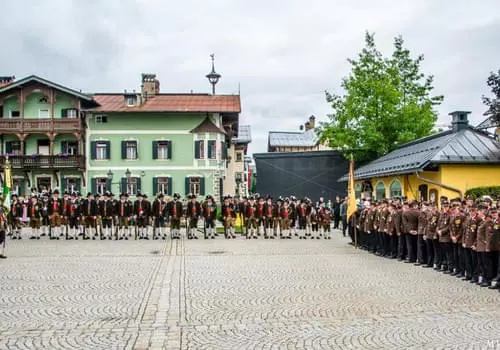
[440,164,500,196]
[355,164,500,201]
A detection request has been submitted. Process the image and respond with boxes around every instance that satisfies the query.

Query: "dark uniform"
[186,194,201,239]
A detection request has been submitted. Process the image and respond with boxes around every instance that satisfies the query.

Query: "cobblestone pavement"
[1,231,500,349]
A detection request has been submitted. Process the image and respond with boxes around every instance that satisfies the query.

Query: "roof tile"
[92,94,241,113]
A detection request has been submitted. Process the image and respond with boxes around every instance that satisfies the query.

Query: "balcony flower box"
[57,153,70,158]
[30,153,40,159]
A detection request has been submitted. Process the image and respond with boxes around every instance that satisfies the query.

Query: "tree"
[482,69,500,124]
[318,32,443,161]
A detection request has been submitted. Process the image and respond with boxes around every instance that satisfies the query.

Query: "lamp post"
[205,54,221,95]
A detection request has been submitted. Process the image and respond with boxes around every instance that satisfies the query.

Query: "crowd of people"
[0,190,345,258]
[347,195,500,291]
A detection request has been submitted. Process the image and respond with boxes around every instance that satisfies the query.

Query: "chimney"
[0,76,15,87]
[449,111,470,132]
[308,115,315,129]
[141,73,160,98]
[299,125,304,131]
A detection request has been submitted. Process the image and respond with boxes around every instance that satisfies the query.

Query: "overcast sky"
[1,0,499,155]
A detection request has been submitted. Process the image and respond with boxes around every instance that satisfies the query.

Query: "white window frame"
[126,141,137,160]
[197,140,205,159]
[208,141,217,159]
[189,177,200,196]
[8,141,22,155]
[62,141,78,155]
[126,96,137,106]
[156,177,169,194]
[96,177,108,195]
[39,109,50,118]
[235,151,243,162]
[64,178,78,193]
[66,109,78,118]
[96,142,108,160]
[157,141,169,160]
[95,115,108,123]
[9,110,20,118]
[126,177,138,196]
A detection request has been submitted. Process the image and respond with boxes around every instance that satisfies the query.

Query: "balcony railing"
[0,155,84,169]
[0,118,82,133]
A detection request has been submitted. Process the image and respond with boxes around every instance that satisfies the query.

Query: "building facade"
[340,111,500,202]
[223,125,251,197]
[0,75,97,195]
[0,73,245,200]
[268,115,331,152]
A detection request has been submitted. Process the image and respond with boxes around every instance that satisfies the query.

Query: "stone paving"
[1,231,500,349]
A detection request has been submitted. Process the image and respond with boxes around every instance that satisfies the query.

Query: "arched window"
[355,183,361,199]
[389,179,402,198]
[375,181,386,200]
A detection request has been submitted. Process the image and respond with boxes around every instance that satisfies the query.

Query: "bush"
[465,186,500,200]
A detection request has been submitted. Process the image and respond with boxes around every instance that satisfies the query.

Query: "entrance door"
[37,139,50,155]
[418,184,428,202]
[37,177,52,192]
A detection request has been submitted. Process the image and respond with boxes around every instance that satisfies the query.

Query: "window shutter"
[194,141,200,159]
[120,178,126,194]
[200,177,205,196]
[75,178,81,192]
[61,177,66,194]
[167,177,172,196]
[5,141,11,154]
[90,141,96,160]
[167,141,172,159]
[152,177,158,194]
[105,141,111,159]
[18,179,25,196]
[152,141,158,160]
[121,141,126,159]
[207,140,214,159]
[222,141,228,160]
[106,179,111,192]
[61,109,68,118]
[61,141,67,153]
[136,177,142,194]
[185,177,190,195]
[91,178,97,194]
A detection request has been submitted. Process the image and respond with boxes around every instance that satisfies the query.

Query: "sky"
[1,0,499,155]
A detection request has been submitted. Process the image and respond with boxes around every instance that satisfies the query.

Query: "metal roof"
[235,125,252,143]
[338,127,500,181]
[268,129,318,147]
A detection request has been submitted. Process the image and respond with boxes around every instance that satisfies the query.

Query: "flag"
[2,156,12,213]
[346,154,357,220]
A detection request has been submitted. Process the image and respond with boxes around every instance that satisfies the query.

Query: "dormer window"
[125,95,137,107]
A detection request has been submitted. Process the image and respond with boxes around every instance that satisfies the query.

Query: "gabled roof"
[190,118,226,134]
[91,94,241,113]
[338,127,500,182]
[234,125,252,144]
[268,129,319,147]
[0,75,94,101]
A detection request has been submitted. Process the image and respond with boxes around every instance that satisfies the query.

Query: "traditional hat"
[120,192,128,198]
[173,192,181,199]
[94,193,101,198]
[87,192,93,197]
[53,189,60,194]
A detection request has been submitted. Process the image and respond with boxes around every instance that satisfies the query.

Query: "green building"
[87,73,241,200]
[0,73,242,200]
[0,75,97,195]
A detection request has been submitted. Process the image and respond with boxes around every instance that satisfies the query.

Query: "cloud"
[1,0,499,155]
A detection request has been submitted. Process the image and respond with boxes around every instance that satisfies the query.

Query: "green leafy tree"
[482,69,500,124]
[318,32,443,161]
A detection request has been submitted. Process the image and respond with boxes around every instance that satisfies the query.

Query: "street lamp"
[205,54,221,95]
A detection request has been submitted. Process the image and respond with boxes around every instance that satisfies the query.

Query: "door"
[37,139,50,155]
[37,177,52,192]
[418,184,428,202]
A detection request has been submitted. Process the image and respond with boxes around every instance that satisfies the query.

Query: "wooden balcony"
[0,118,82,134]
[0,155,85,169]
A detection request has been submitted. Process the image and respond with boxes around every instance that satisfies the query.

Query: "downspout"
[414,171,462,199]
